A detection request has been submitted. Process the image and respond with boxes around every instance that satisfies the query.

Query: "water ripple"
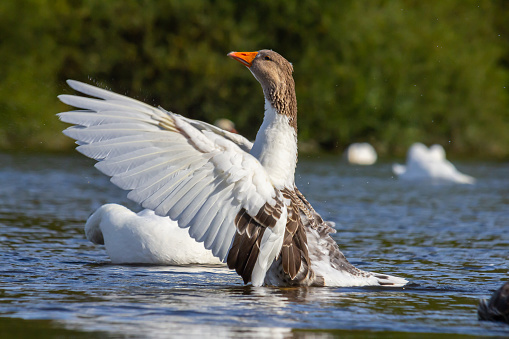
[1,153,508,337]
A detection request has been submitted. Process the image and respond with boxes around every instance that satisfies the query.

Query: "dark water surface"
[1,153,508,338]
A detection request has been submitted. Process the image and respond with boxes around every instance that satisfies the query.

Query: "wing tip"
[58,94,71,105]
[66,79,91,93]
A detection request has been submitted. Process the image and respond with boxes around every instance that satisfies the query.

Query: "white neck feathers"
[250,99,298,189]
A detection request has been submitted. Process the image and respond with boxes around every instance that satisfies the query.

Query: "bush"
[0,0,507,158]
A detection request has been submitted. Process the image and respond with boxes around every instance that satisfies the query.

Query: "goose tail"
[370,272,408,287]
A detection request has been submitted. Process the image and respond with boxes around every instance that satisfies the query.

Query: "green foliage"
[0,0,508,158]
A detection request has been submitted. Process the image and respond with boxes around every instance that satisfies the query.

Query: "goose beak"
[227,51,258,68]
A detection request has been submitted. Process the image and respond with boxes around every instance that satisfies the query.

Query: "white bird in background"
[214,118,238,134]
[392,142,475,184]
[83,119,239,266]
[345,142,377,165]
[86,204,222,265]
[58,49,407,287]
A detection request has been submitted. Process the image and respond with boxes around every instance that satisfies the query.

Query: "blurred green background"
[1,0,508,158]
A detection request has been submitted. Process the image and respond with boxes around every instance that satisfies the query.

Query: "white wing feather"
[58,80,274,261]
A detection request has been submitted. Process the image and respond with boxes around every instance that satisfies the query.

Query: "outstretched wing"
[57,80,279,265]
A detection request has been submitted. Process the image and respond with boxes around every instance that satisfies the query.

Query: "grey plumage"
[478,281,509,324]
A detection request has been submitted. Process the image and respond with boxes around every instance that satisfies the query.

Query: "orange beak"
[227,51,258,68]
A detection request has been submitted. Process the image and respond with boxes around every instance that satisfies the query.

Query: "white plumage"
[85,204,222,265]
[250,100,298,189]
[59,80,275,263]
[59,50,408,287]
[344,142,377,165]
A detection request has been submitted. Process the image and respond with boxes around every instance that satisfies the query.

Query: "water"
[1,152,508,337]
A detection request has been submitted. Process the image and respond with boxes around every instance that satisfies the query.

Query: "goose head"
[228,50,297,130]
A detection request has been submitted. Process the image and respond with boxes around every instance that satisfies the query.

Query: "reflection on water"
[0,153,508,337]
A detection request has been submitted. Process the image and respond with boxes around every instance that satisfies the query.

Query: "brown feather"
[254,199,283,228]
[234,209,249,233]
[228,227,266,284]
[226,234,242,269]
[245,219,258,238]
[227,201,283,284]
[243,235,264,282]
[228,186,316,284]
[293,243,302,277]
[281,244,291,277]
[233,227,259,274]
[287,243,297,278]
[278,188,313,281]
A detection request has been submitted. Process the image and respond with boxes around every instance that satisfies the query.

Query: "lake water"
[1,152,508,338]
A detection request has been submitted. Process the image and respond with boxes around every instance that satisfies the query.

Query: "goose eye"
[264,56,271,61]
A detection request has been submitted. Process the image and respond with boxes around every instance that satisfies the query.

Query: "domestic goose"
[392,143,475,184]
[58,49,407,287]
[86,204,222,265]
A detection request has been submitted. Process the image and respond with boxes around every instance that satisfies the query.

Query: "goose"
[392,143,475,184]
[86,204,222,265]
[58,49,407,287]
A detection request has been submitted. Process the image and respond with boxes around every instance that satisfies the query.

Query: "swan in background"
[392,143,475,184]
[86,204,223,265]
[214,118,238,134]
[344,143,377,165]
